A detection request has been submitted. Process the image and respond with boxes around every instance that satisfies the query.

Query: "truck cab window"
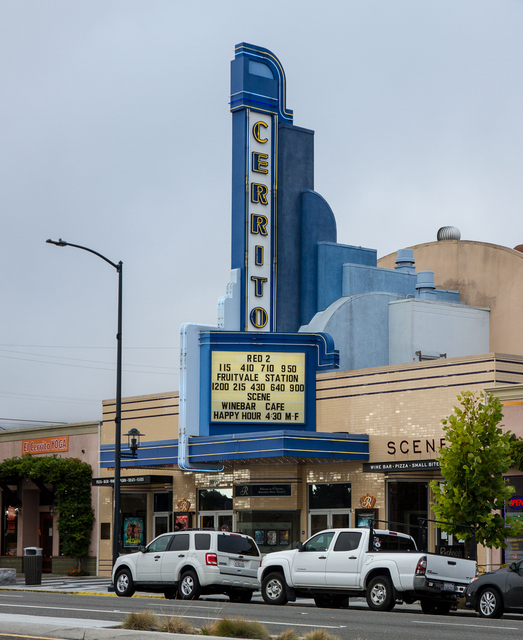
[303,532,335,552]
[334,532,362,551]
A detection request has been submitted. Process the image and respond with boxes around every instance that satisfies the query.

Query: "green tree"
[509,435,523,472]
[0,455,94,572]
[430,391,522,550]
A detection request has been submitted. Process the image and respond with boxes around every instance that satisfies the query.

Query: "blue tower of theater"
[230,43,375,334]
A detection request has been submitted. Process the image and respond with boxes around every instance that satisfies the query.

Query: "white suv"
[112,529,261,602]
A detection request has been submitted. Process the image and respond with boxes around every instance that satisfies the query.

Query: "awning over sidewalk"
[99,430,369,468]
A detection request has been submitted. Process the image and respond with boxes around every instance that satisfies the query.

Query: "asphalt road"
[0,589,523,640]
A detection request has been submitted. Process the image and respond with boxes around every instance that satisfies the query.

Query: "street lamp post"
[46,238,123,568]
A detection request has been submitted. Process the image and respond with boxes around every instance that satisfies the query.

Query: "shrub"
[205,617,270,639]
[275,630,301,640]
[303,630,342,640]
[162,616,197,634]
[120,610,160,631]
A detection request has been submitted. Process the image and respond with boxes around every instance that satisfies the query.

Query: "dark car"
[465,560,523,618]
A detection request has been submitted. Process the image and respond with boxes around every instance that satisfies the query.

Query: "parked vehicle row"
[112,526,484,618]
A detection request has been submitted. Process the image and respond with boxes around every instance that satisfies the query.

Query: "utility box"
[23,547,43,585]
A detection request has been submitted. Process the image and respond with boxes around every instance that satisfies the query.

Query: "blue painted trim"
[231,43,293,123]
[100,439,179,468]
[188,430,369,462]
[99,431,368,467]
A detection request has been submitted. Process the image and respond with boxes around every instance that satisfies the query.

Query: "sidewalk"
[4,573,115,594]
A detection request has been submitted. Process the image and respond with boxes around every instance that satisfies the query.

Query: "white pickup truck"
[258,528,477,614]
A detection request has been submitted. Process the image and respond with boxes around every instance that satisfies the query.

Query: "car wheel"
[228,589,253,603]
[178,570,202,600]
[478,587,503,618]
[366,575,395,612]
[261,572,288,605]
[114,568,135,597]
[314,595,347,609]
[420,598,451,615]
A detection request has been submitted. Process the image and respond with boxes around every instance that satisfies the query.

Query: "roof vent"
[437,226,461,241]
[395,248,415,273]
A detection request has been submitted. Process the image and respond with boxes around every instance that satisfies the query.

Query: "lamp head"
[46,238,68,247]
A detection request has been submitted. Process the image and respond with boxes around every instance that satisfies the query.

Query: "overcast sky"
[2,1,522,428]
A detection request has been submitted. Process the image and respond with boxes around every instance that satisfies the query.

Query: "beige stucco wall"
[378,240,523,356]
[0,421,99,559]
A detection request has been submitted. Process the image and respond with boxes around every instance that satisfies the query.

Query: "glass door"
[153,513,172,538]
[199,512,233,531]
[310,512,329,536]
[309,511,351,536]
[332,512,350,529]
[199,513,216,529]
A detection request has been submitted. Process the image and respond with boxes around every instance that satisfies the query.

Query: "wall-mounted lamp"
[122,428,144,459]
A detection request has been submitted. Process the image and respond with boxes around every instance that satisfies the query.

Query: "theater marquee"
[211,350,305,424]
[198,330,338,437]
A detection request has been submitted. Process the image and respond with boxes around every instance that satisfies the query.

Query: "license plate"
[234,561,245,568]
[443,582,454,591]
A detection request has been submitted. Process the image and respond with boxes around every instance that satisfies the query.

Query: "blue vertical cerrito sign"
[230,43,293,332]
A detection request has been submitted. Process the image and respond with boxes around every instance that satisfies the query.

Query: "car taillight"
[415,556,427,576]
[206,553,218,566]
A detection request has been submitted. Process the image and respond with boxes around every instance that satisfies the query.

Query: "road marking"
[0,634,68,640]
[0,603,118,616]
[414,620,519,630]
[0,603,345,629]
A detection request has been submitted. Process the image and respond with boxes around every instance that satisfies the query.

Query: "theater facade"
[98,44,523,574]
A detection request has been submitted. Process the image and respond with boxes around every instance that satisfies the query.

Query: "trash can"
[23,547,43,585]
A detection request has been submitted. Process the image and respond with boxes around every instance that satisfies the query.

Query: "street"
[0,589,523,640]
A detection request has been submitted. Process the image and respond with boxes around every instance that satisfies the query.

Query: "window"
[236,510,300,552]
[194,534,211,550]
[309,483,351,510]
[169,534,190,551]
[147,535,172,553]
[373,533,416,552]
[387,481,427,540]
[303,532,335,552]
[154,492,172,512]
[334,532,362,552]
[218,534,259,556]
[198,488,233,511]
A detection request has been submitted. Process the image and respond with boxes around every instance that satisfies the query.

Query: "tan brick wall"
[101,391,178,446]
